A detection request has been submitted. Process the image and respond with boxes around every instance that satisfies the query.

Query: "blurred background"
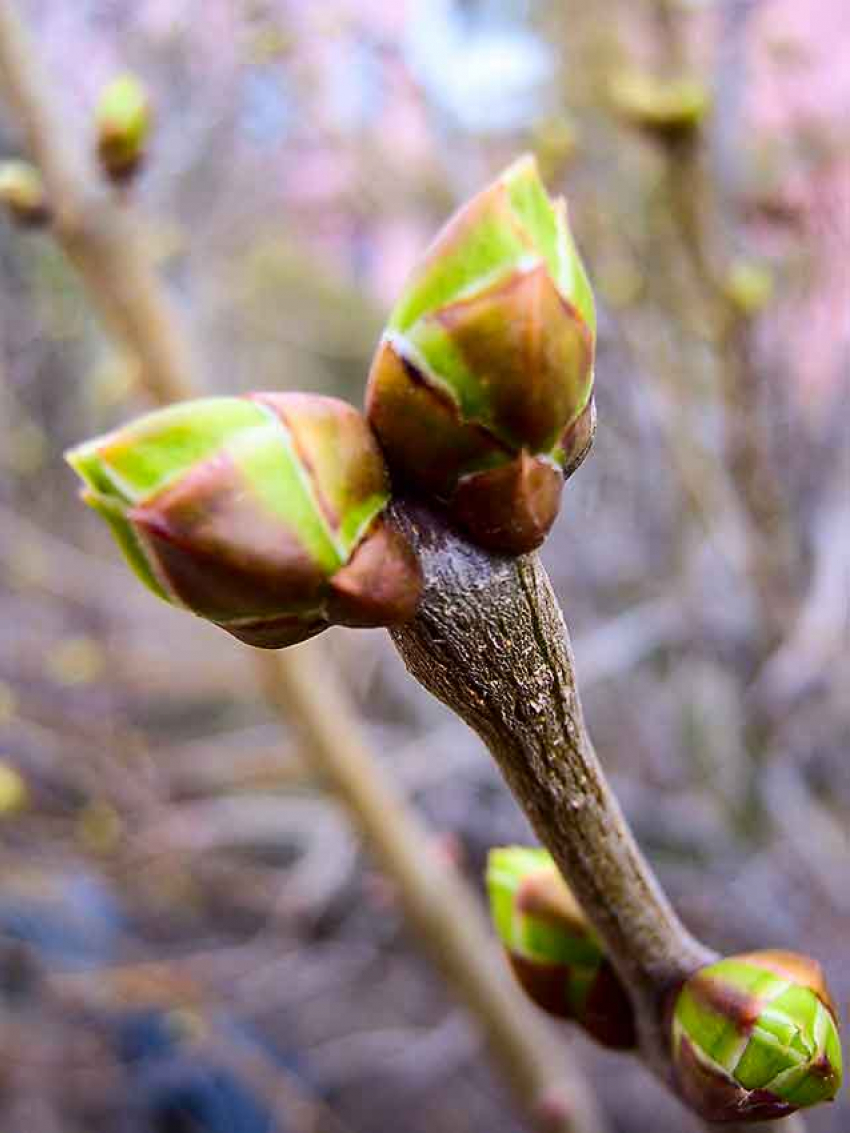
[0,1,848,1131]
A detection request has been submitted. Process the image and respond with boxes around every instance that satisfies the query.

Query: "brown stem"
[390,500,812,1133]
[389,499,714,1080]
[0,6,606,1130]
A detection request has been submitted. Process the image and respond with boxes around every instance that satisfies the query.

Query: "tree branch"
[0,4,195,404]
[389,499,806,1133]
[390,499,714,1083]
[392,503,811,1133]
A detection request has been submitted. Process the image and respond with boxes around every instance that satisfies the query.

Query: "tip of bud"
[672,951,843,1121]
[0,160,50,228]
[609,71,711,137]
[95,73,152,183]
[496,152,542,191]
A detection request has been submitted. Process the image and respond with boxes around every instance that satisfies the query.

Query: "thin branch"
[258,647,604,1132]
[0,4,195,404]
[0,6,606,1131]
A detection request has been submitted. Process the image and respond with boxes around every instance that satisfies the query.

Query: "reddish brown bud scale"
[451,450,564,556]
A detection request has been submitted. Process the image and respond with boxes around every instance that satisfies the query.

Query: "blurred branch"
[0,5,195,404]
[0,5,605,1132]
[648,0,799,651]
[258,646,606,1133]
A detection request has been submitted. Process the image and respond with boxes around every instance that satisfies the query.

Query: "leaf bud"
[608,71,711,139]
[95,74,152,183]
[66,393,422,647]
[0,159,50,227]
[367,155,596,554]
[487,847,635,1049]
[672,950,842,1122]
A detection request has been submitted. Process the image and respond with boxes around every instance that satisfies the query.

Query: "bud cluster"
[68,155,598,642]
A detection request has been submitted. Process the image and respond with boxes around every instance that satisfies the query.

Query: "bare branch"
[390,501,715,1078]
[0,4,195,404]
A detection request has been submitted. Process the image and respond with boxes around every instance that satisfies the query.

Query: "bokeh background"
[0,1,848,1131]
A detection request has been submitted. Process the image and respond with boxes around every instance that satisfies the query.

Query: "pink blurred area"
[28,1,848,392]
[748,0,850,405]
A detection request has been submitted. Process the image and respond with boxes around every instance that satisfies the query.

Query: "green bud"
[366,155,596,555]
[66,393,422,647]
[609,71,711,138]
[95,74,152,183]
[0,159,50,228]
[486,847,635,1049]
[672,951,843,1122]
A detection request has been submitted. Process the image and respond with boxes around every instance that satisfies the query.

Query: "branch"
[389,500,807,1133]
[0,6,605,1131]
[0,4,195,404]
[390,500,713,1082]
[392,503,820,1133]
[258,648,604,1133]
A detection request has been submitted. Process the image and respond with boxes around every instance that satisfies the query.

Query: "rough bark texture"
[389,498,810,1133]
[390,498,715,1080]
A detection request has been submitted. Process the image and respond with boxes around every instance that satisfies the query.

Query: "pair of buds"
[67,156,597,646]
[0,75,150,227]
[487,847,843,1123]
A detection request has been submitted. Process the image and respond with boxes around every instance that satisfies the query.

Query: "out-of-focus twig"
[0,6,606,1131]
[0,6,195,405]
[649,0,799,651]
[258,645,608,1132]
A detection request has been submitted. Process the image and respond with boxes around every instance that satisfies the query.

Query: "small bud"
[95,74,152,183]
[724,259,774,317]
[531,116,579,181]
[0,159,50,227]
[608,71,711,138]
[486,847,635,1049]
[66,393,422,648]
[0,763,28,817]
[367,155,596,554]
[672,951,843,1122]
